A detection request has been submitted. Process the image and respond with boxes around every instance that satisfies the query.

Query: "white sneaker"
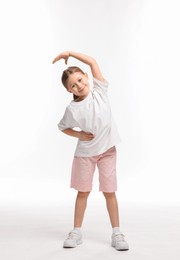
[111,232,129,251]
[63,230,83,248]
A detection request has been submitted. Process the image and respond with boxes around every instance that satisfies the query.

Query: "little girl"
[52,51,129,251]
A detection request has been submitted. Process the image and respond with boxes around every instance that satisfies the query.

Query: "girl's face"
[66,72,90,100]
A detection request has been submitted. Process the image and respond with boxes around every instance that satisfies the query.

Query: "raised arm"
[52,51,105,82]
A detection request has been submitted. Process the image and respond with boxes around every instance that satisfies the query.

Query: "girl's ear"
[84,73,88,78]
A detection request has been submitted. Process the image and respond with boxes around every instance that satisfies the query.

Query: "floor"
[0,201,180,260]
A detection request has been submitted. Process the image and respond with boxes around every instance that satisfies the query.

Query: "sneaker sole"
[63,240,82,248]
[112,242,129,251]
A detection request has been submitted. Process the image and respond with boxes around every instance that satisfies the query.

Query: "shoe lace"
[67,231,79,240]
[114,233,125,242]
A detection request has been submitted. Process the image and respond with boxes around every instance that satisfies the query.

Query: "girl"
[52,51,129,251]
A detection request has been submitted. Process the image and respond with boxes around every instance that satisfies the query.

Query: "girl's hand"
[52,51,70,64]
[79,131,95,141]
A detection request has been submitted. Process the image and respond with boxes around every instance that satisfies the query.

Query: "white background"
[1,1,180,259]
[0,0,180,205]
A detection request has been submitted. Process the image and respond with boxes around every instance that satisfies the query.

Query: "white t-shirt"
[58,78,121,157]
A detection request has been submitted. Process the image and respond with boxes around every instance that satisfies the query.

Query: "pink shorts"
[70,146,117,192]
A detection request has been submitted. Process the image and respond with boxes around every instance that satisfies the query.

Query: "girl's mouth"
[79,85,86,92]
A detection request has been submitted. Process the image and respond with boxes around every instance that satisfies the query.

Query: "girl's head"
[61,66,90,101]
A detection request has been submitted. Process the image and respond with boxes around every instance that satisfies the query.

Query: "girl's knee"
[103,192,116,200]
[77,191,90,199]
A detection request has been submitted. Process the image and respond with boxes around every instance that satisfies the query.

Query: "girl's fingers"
[79,132,95,141]
[87,134,95,139]
[52,57,59,64]
[52,56,68,64]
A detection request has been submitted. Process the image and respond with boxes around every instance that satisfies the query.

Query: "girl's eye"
[72,85,75,88]
[78,78,82,82]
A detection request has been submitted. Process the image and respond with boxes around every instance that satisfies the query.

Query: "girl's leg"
[74,191,90,227]
[63,191,90,248]
[102,192,129,251]
[103,192,120,227]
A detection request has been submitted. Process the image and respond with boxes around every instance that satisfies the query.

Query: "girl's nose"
[77,83,82,89]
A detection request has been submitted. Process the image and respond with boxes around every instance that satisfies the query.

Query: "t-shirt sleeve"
[57,107,77,131]
[93,77,109,96]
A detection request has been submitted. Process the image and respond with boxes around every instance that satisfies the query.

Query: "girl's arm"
[52,51,105,82]
[62,128,95,141]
